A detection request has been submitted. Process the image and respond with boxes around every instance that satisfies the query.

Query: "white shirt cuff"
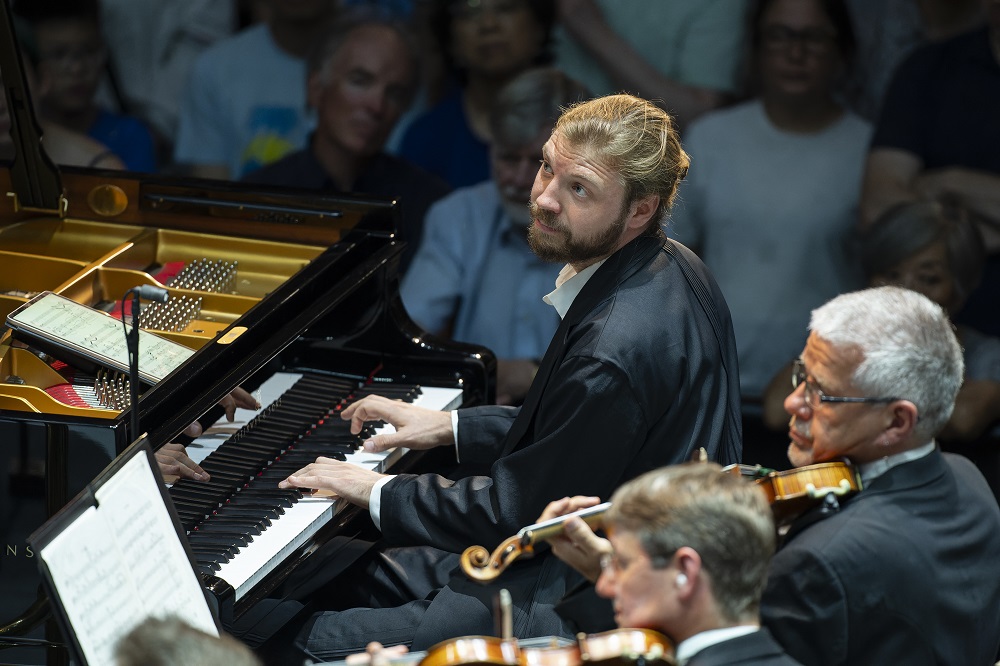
[369,475,395,531]
[452,410,460,463]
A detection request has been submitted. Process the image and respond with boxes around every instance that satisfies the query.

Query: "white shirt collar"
[857,441,936,485]
[676,625,760,665]
[542,259,607,319]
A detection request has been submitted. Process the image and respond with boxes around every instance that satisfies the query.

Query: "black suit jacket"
[380,233,742,646]
[686,629,803,666]
[762,449,1000,666]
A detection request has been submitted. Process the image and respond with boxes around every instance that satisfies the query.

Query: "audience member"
[843,0,984,120]
[668,0,868,466]
[3,18,124,169]
[276,94,741,658]
[13,0,157,172]
[552,0,752,130]
[543,286,1000,665]
[115,616,261,666]
[173,0,338,180]
[241,12,448,273]
[859,0,1000,337]
[397,0,556,189]
[401,67,587,405]
[96,0,237,161]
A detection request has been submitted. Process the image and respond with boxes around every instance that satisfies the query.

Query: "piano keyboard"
[171,372,462,601]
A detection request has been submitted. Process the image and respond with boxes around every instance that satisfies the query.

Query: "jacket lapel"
[500,234,665,456]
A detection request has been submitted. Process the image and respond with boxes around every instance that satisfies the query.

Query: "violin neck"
[519,502,612,544]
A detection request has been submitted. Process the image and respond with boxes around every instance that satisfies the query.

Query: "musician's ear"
[881,399,919,450]
[671,546,700,597]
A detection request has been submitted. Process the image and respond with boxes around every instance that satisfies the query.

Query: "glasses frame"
[791,359,901,406]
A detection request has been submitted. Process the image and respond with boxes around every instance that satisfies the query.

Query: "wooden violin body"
[422,629,674,666]
[422,636,520,666]
[728,461,862,525]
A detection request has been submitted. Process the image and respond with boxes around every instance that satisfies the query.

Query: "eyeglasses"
[599,551,670,575]
[791,359,901,406]
[760,25,837,56]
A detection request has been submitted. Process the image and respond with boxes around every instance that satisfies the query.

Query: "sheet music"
[38,453,217,665]
[6,291,195,382]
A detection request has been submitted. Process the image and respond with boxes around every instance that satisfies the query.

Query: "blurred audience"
[668,0,868,467]
[552,0,752,131]
[401,67,588,405]
[397,0,556,189]
[860,0,1000,338]
[173,0,338,180]
[13,0,157,172]
[843,0,984,120]
[95,0,237,163]
[241,11,449,274]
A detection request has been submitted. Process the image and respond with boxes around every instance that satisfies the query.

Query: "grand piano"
[0,5,494,663]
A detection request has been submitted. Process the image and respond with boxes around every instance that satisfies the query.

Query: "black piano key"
[193,523,260,539]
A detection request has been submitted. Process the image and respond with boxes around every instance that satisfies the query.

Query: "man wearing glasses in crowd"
[548,286,1000,665]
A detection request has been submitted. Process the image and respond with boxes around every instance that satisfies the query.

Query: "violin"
[726,460,862,525]
[461,461,862,582]
[460,502,611,583]
[421,588,674,666]
[422,629,674,666]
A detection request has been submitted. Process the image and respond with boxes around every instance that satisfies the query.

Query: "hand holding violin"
[538,496,612,583]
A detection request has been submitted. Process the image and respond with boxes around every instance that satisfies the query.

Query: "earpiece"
[676,573,688,587]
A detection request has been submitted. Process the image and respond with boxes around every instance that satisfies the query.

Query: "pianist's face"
[527,131,654,269]
[309,24,416,159]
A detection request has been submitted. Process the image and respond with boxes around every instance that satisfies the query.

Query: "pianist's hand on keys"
[277,394,454,506]
[342,394,454,453]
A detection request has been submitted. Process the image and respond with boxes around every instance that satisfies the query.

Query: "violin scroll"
[460,536,531,583]
[460,503,611,583]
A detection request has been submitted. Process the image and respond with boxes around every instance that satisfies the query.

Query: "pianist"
[278,93,742,658]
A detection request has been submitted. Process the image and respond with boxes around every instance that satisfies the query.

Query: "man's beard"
[527,201,628,265]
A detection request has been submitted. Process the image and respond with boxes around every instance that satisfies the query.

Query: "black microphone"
[133,284,169,303]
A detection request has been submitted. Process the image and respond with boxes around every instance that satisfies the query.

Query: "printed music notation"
[37,452,218,665]
[6,292,195,383]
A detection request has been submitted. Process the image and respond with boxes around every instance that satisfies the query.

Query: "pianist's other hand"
[341,394,454,454]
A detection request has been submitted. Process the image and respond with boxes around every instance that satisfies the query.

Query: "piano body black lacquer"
[0,5,494,663]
